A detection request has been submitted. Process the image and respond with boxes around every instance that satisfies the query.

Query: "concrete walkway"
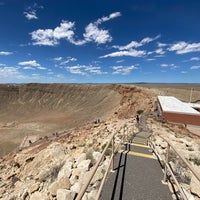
[100,131,172,200]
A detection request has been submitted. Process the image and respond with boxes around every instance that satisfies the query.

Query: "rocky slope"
[0,84,199,200]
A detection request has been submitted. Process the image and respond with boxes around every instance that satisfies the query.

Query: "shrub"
[137,110,144,115]
[189,157,200,166]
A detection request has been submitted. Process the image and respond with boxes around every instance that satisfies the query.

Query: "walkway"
[100,117,172,200]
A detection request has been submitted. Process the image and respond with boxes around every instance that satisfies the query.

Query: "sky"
[0,0,200,84]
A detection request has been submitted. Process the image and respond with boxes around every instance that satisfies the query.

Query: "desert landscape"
[0,83,200,200]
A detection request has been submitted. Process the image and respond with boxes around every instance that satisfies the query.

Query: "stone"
[92,152,101,163]
[77,160,91,172]
[30,191,48,200]
[29,182,40,194]
[70,182,82,194]
[49,177,71,196]
[57,189,75,200]
[21,189,29,200]
[87,189,98,200]
[70,174,78,185]
[91,166,104,184]
[58,161,73,179]
[76,153,86,166]
[190,175,200,197]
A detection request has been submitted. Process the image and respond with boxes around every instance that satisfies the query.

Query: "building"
[157,96,200,126]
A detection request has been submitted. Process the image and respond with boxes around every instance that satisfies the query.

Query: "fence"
[149,135,200,200]
[75,124,130,200]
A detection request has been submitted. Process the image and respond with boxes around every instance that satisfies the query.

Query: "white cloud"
[53,57,63,61]
[66,65,106,75]
[116,60,124,63]
[24,11,38,20]
[0,51,13,55]
[18,60,40,67]
[31,21,75,46]
[100,49,145,58]
[181,71,187,74]
[30,12,121,46]
[168,41,200,54]
[161,63,178,69]
[60,57,77,65]
[161,64,168,67]
[97,12,121,24]
[112,65,137,75]
[157,42,167,47]
[190,66,200,69]
[23,66,35,70]
[18,60,47,70]
[155,48,165,55]
[37,66,47,70]
[190,57,200,61]
[113,35,160,50]
[24,3,43,20]
[66,65,86,75]
[147,58,156,61]
[0,66,27,83]
[83,23,112,44]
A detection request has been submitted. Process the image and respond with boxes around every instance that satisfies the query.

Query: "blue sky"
[0,0,200,83]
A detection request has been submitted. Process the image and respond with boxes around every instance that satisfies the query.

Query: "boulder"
[57,189,75,200]
[58,161,73,179]
[91,166,104,184]
[77,160,91,172]
[49,177,71,196]
[76,153,86,166]
[190,175,200,197]
[70,182,82,194]
[30,191,48,200]
[92,151,101,163]
[87,189,98,200]
[29,182,40,194]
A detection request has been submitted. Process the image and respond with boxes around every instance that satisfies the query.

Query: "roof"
[158,96,200,115]
[183,102,200,109]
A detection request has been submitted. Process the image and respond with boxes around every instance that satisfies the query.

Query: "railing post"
[111,135,115,171]
[163,143,169,183]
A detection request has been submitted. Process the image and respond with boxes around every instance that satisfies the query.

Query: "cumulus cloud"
[155,48,165,55]
[113,35,160,50]
[157,42,167,47]
[18,60,41,67]
[24,3,43,20]
[31,21,75,46]
[24,11,38,20]
[60,57,77,65]
[30,12,121,46]
[168,41,200,54]
[83,23,112,44]
[53,57,63,61]
[190,66,200,69]
[0,51,13,55]
[0,66,26,83]
[111,65,137,75]
[160,63,178,69]
[66,65,106,75]
[181,71,187,74]
[190,57,200,61]
[100,49,145,58]
[18,60,46,70]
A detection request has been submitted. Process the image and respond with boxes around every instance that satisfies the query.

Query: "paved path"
[100,130,172,200]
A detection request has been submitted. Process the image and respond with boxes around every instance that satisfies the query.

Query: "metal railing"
[75,125,130,200]
[149,135,200,200]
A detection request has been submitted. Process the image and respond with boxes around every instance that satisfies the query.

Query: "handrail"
[159,135,200,182]
[75,125,128,200]
[149,134,200,200]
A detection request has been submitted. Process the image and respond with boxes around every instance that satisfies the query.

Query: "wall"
[162,112,200,126]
